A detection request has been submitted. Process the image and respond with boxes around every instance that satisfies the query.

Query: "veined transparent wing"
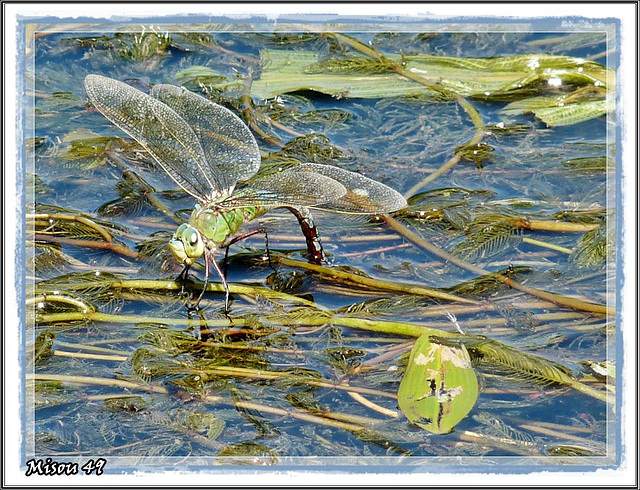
[150,84,261,194]
[220,163,406,214]
[220,169,348,208]
[289,163,407,214]
[84,75,224,201]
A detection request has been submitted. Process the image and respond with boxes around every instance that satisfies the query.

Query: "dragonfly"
[84,74,407,310]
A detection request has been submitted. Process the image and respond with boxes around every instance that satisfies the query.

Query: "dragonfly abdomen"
[286,206,325,265]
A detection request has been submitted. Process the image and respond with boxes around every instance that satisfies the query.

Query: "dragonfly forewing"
[150,84,262,194]
[85,75,408,311]
[85,74,224,201]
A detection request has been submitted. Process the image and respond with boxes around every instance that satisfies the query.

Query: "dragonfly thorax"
[190,203,266,245]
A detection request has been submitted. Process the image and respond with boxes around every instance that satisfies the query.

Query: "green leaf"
[253,49,613,102]
[502,96,613,126]
[398,334,478,434]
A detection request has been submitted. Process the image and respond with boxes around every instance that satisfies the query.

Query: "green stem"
[382,215,613,316]
[31,233,139,259]
[28,213,114,242]
[328,32,485,196]
[33,307,608,403]
[275,255,480,305]
[517,218,600,233]
[522,237,572,254]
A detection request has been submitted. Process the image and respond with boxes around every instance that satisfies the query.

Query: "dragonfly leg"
[224,227,275,271]
[285,206,325,265]
[177,264,198,301]
[176,264,190,285]
[189,259,209,312]
[260,225,276,272]
[190,248,231,313]
[210,255,231,313]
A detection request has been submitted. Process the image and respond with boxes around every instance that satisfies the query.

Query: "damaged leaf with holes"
[398,334,478,434]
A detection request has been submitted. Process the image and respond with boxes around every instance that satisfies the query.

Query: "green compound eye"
[169,224,205,265]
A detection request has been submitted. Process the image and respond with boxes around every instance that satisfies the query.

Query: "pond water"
[24,22,616,470]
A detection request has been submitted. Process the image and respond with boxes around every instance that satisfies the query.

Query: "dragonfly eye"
[169,224,204,265]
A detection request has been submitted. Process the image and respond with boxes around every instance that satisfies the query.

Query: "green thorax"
[190,203,268,244]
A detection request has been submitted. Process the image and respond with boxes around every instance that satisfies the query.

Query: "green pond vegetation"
[26,24,615,465]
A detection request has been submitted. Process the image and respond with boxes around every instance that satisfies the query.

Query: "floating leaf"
[253,49,612,103]
[501,96,613,126]
[398,334,478,434]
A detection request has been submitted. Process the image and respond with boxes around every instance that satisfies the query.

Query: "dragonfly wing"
[84,75,220,200]
[150,84,261,193]
[292,163,407,213]
[221,169,347,208]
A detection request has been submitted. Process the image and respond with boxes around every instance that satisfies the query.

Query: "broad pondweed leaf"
[397,334,478,435]
[253,50,612,110]
[501,93,613,127]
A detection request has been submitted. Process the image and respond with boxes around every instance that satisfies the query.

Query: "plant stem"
[275,255,480,305]
[328,32,486,196]
[382,215,613,316]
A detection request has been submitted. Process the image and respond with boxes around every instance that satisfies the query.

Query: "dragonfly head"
[169,224,206,266]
